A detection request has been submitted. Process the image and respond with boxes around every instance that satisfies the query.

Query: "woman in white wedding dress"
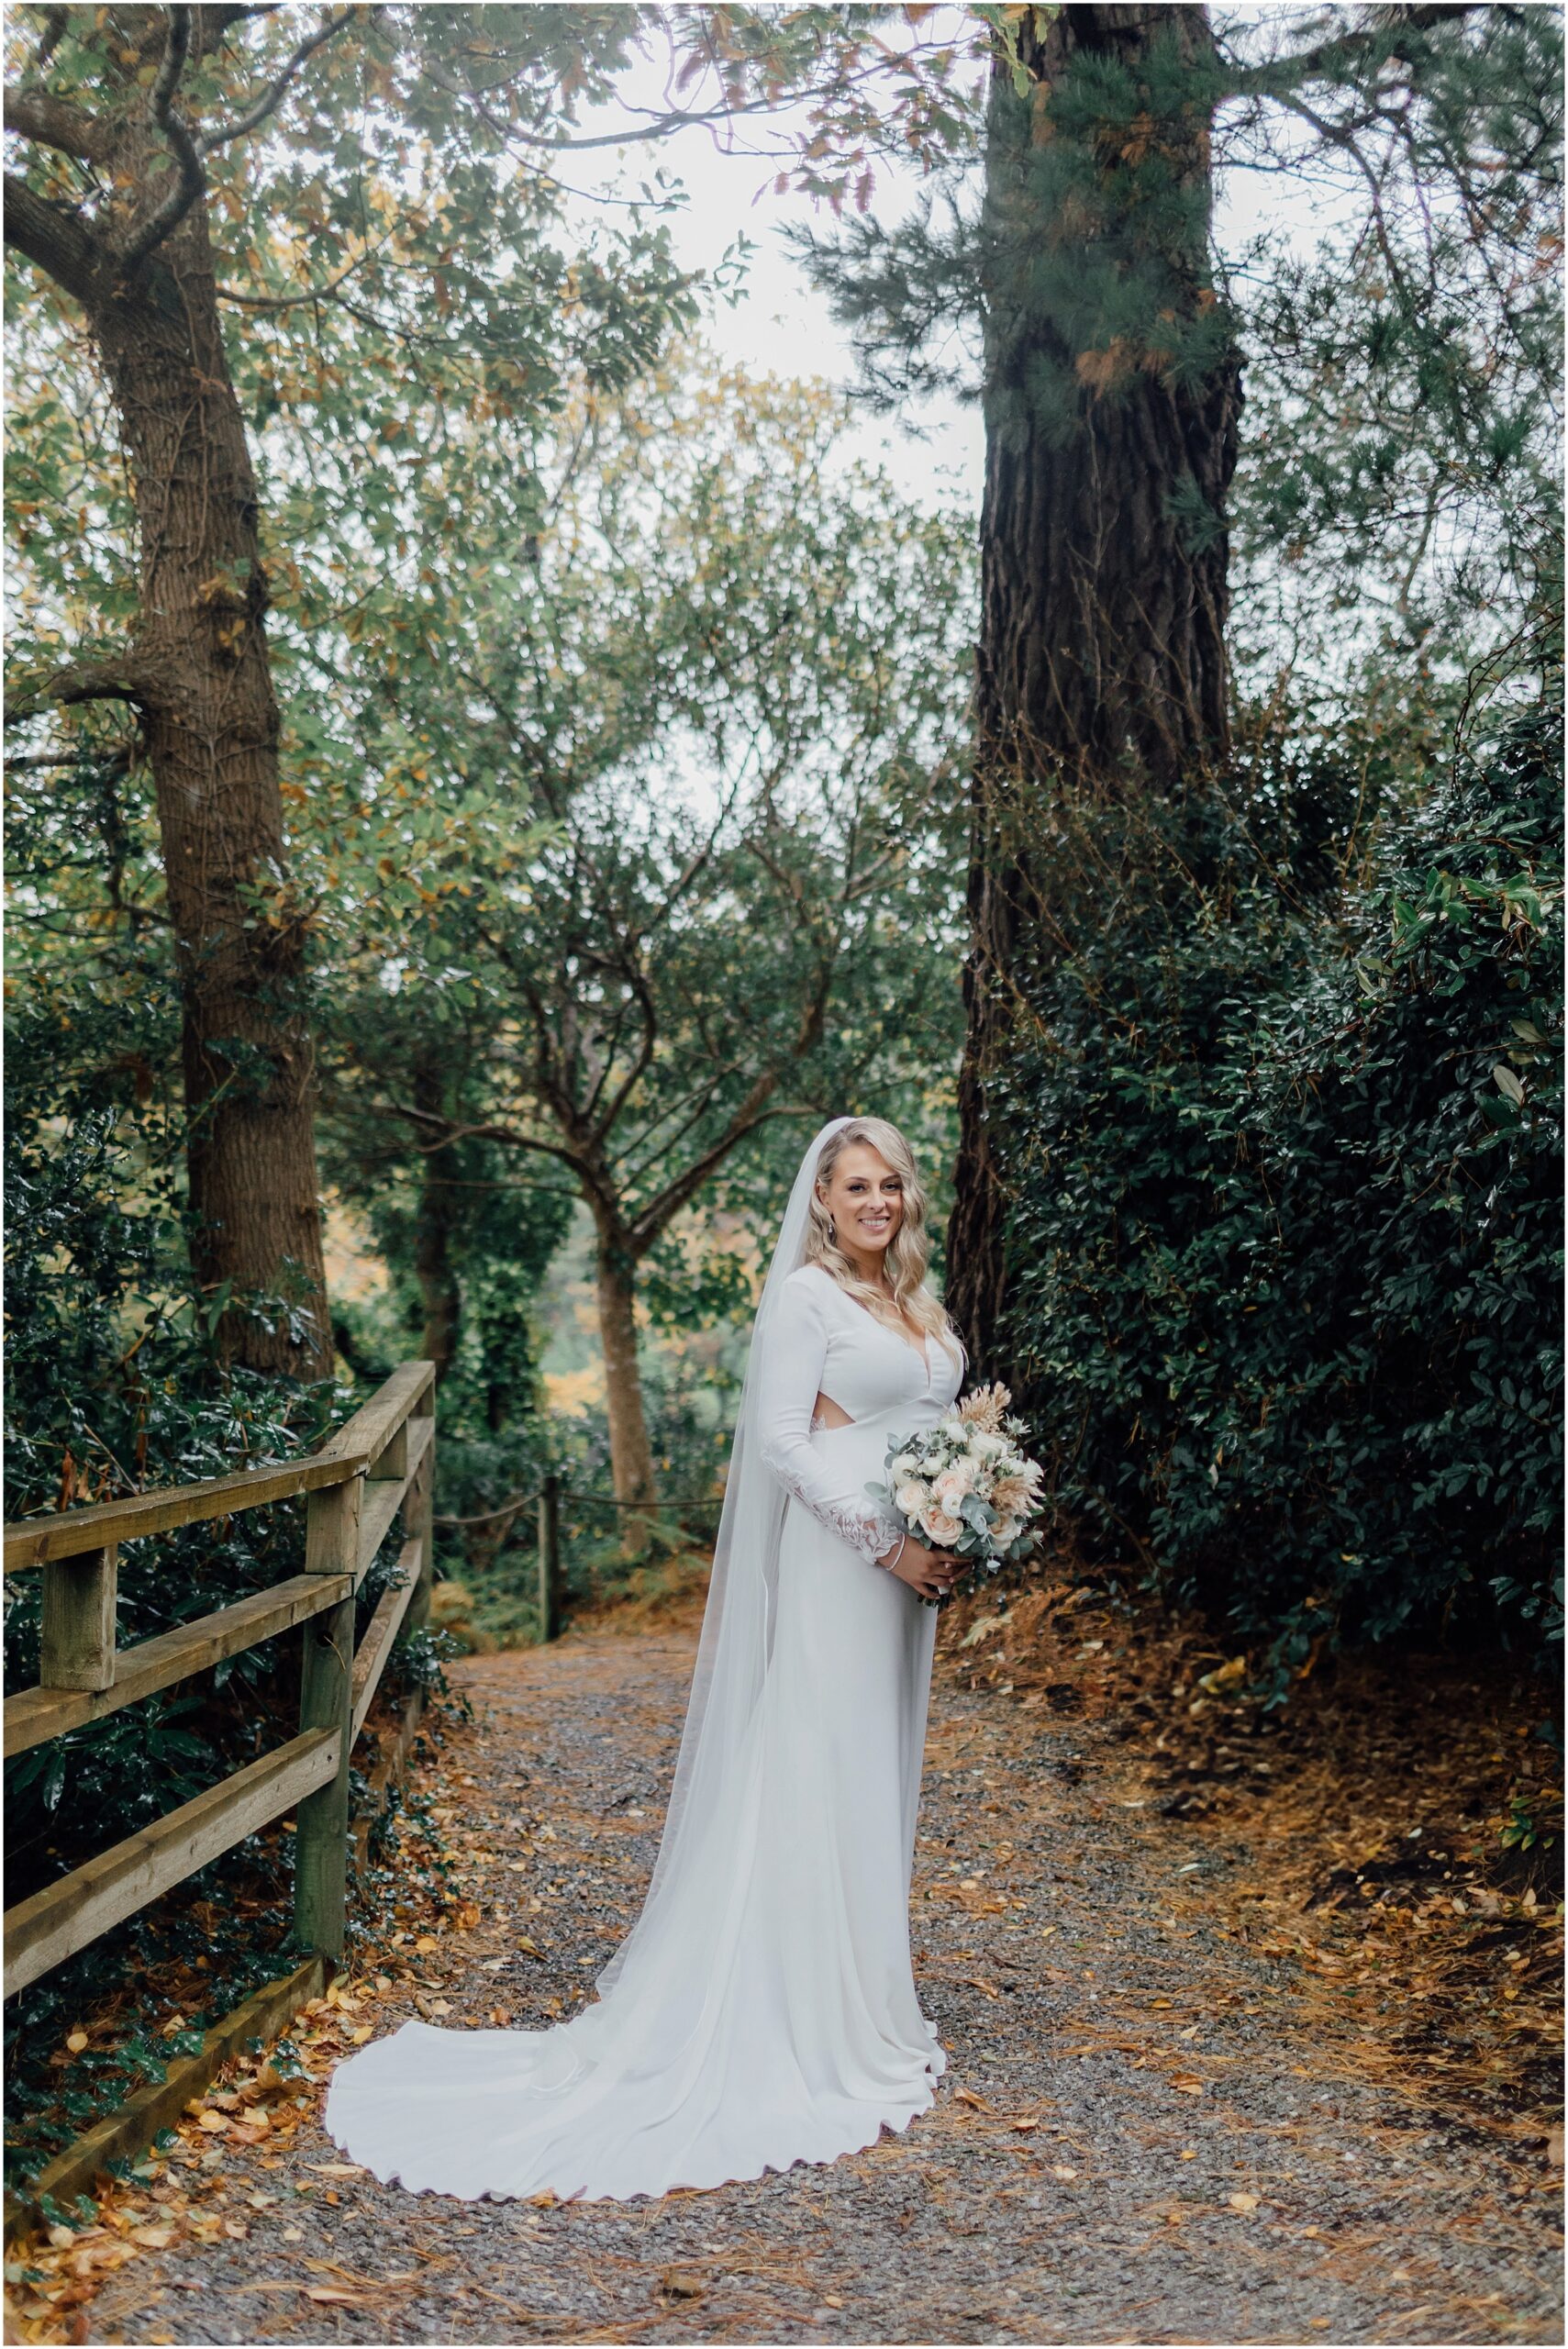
[324,1115,967,2202]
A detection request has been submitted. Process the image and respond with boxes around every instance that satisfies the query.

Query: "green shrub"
[1001,704,1562,1687]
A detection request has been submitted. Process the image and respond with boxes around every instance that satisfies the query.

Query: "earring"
[828,1218,837,1243]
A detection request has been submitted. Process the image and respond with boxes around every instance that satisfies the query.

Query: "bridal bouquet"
[866,1384,1044,1598]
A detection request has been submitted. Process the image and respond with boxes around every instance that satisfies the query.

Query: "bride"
[325,1114,968,2201]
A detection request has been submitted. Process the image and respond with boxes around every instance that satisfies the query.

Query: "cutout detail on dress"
[809,1391,856,1431]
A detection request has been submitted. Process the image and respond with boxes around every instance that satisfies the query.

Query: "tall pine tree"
[951,5,1240,1359]
[797,1,1561,1372]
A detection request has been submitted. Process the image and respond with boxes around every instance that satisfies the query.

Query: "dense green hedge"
[1000,704,1562,1687]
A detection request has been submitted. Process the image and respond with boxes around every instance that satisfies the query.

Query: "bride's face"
[818,1144,905,1261]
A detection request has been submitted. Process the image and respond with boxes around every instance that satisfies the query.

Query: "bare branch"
[375,1094,606,1197]
[2,88,111,162]
[201,5,286,35]
[584,960,660,1150]
[6,649,166,724]
[33,8,69,69]
[213,228,394,311]
[118,6,206,273]
[3,171,111,304]
[197,6,357,154]
[630,992,828,1246]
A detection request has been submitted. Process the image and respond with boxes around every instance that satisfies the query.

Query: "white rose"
[895,1479,931,1517]
[891,1452,920,1479]
[970,1430,1006,1459]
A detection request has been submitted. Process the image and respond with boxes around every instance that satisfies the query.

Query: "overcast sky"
[557,14,1341,520]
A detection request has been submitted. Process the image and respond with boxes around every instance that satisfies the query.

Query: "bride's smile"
[818,1145,906,1270]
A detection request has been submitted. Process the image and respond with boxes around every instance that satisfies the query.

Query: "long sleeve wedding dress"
[323,1120,965,2202]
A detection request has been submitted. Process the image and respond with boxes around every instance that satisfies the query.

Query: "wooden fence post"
[39,1545,117,1693]
[405,1406,436,1634]
[538,1473,562,1643]
[294,1475,361,1961]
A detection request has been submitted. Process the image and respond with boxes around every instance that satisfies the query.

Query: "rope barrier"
[433,1481,724,1530]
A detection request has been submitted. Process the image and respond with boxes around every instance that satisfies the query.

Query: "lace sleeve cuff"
[768,1456,902,1564]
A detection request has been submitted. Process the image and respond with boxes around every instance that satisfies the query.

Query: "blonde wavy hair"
[803,1118,962,1365]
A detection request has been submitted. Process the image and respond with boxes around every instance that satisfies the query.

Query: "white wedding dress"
[324,1122,964,2202]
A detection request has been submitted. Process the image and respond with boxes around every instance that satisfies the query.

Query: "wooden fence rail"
[3,1360,438,2005]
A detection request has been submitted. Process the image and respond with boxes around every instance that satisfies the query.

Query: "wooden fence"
[4,1360,438,2013]
[2,1381,717,2226]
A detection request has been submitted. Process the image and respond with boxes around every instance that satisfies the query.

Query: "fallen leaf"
[1228,2192,1261,2213]
[305,2286,365,2306]
[195,2110,229,2134]
[1170,2074,1206,2095]
[65,2031,89,2054]
[304,2162,363,2178]
[1051,2164,1078,2181]
[415,1935,439,1954]
[954,2088,994,2111]
[659,2266,707,2301]
[127,2225,178,2251]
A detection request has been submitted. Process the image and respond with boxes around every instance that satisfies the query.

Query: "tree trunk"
[594,1235,657,1557]
[412,1056,462,1384]
[6,63,330,1377]
[946,2,1241,1369]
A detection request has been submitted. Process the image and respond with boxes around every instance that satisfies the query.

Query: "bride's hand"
[878,1535,959,1602]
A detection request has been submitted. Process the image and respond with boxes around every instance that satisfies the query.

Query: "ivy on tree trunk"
[6,13,331,1375]
[946,3,1241,1368]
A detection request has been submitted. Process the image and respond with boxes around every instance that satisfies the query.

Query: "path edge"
[4,1954,328,2246]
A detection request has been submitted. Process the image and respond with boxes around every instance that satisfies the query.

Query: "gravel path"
[77,1609,1561,2346]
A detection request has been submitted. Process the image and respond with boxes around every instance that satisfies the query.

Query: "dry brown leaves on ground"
[940,1567,1564,2153]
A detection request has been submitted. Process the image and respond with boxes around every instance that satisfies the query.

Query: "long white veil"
[596,1116,853,1993]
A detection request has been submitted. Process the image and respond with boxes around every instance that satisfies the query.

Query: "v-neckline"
[817,1268,930,1377]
